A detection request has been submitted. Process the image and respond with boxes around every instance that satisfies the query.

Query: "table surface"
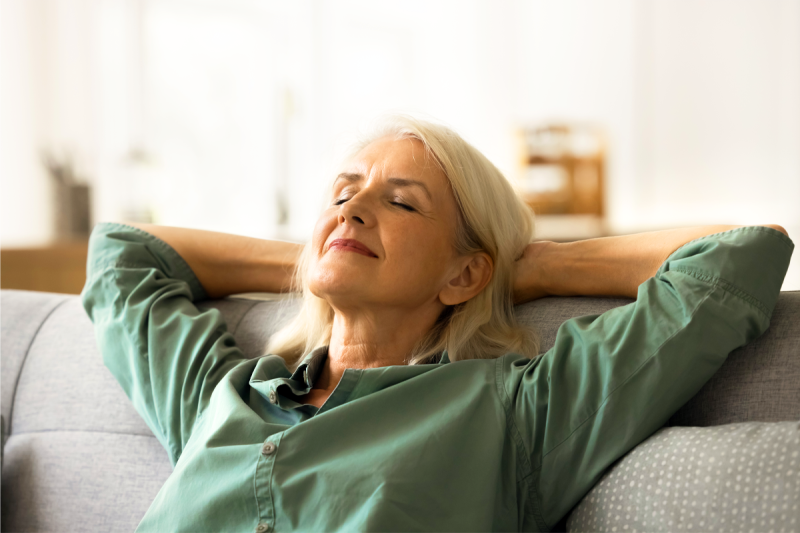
[1,240,90,295]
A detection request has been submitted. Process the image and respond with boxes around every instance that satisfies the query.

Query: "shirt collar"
[289,345,328,389]
[289,346,449,388]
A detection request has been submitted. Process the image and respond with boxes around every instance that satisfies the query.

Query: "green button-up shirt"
[81,223,793,532]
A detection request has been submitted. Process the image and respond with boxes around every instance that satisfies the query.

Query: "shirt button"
[262,442,277,455]
[268,391,277,404]
[255,523,270,533]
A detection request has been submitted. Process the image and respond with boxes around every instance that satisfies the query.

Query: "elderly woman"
[82,116,793,532]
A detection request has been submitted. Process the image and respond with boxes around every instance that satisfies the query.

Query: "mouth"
[328,238,378,258]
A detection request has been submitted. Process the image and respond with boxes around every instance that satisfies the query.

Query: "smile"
[328,239,378,258]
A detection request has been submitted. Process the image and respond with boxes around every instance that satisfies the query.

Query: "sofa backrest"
[2,289,798,532]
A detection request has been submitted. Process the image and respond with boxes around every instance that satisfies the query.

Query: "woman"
[82,116,793,532]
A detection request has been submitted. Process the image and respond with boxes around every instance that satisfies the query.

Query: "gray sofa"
[2,289,798,532]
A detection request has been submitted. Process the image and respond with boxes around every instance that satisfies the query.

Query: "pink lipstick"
[328,238,378,258]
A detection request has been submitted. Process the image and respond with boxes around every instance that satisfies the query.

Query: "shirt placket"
[254,431,283,532]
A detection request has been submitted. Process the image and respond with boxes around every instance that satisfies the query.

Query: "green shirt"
[81,223,793,532]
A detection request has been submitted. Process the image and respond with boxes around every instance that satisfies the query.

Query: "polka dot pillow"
[566,421,799,532]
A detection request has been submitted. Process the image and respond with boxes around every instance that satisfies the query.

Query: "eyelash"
[333,197,415,212]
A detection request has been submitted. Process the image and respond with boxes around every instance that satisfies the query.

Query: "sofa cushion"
[1,431,172,532]
[0,290,70,434]
[10,297,153,438]
[566,421,800,532]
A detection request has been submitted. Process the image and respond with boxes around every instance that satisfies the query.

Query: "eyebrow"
[334,173,433,202]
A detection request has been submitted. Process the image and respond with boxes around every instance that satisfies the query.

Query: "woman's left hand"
[511,225,790,306]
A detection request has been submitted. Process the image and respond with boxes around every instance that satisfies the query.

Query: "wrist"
[532,240,570,297]
[513,240,558,304]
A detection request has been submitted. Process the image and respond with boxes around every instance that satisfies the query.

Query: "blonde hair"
[266,115,538,368]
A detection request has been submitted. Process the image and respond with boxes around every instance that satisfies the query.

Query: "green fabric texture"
[80,222,793,532]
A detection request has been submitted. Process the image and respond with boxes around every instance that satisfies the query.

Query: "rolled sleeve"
[80,222,247,466]
[497,226,794,530]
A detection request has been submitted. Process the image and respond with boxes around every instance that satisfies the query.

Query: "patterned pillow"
[566,421,800,532]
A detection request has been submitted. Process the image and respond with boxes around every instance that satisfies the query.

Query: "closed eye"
[392,202,415,212]
[333,197,415,212]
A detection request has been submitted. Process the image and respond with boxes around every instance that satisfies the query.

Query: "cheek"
[311,211,336,252]
[386,224,455,281]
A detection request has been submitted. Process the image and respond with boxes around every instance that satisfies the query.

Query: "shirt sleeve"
[80,222,248,466]
[496,226,794,531]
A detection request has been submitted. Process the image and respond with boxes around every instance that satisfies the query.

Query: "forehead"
[342,136,448,187]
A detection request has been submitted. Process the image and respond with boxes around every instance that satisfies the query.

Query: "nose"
[338,193,375,227]
[340,211,365,225]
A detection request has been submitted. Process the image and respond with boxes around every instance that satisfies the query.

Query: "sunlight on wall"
[2,0,799,288]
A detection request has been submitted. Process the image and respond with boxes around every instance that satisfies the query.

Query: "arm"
[513,224,789,303]
[122,222,304,299]
[81,222,275,465]
[500,226,794,530]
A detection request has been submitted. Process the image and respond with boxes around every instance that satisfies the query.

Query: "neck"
[314,304,443,392]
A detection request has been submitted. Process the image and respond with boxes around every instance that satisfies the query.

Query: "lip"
[328,238,378,258]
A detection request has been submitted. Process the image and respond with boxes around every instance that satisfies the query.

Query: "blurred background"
[2,0,799,294]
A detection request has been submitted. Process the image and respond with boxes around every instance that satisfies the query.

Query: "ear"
[438,252,494,306]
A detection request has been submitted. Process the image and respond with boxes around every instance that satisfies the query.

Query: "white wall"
[512,0,638,230]
[631,0,800,287]
[1,0,53,246]
[1,0,102,246]
[633,0,800,229]
[509,0,800,287]
[2,0,799,287]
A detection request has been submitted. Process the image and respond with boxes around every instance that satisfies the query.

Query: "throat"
[302,388,331,409]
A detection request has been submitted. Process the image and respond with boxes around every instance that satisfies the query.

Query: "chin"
[307,270,369,302]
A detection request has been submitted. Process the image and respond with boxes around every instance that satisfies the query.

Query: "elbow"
[762,224,789,238]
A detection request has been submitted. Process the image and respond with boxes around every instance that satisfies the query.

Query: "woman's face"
[307,136,464,313]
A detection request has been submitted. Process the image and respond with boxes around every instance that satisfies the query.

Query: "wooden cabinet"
[518,124,607,241]
[519,124,606,215]
[1,241,89,295]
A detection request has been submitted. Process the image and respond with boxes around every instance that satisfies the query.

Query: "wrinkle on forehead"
[339,137,445,186]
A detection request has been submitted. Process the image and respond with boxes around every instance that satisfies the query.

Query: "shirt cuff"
[87,222,209,302]
[656,226,794,318]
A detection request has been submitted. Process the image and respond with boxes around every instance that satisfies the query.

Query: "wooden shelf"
[1,241,89,295]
